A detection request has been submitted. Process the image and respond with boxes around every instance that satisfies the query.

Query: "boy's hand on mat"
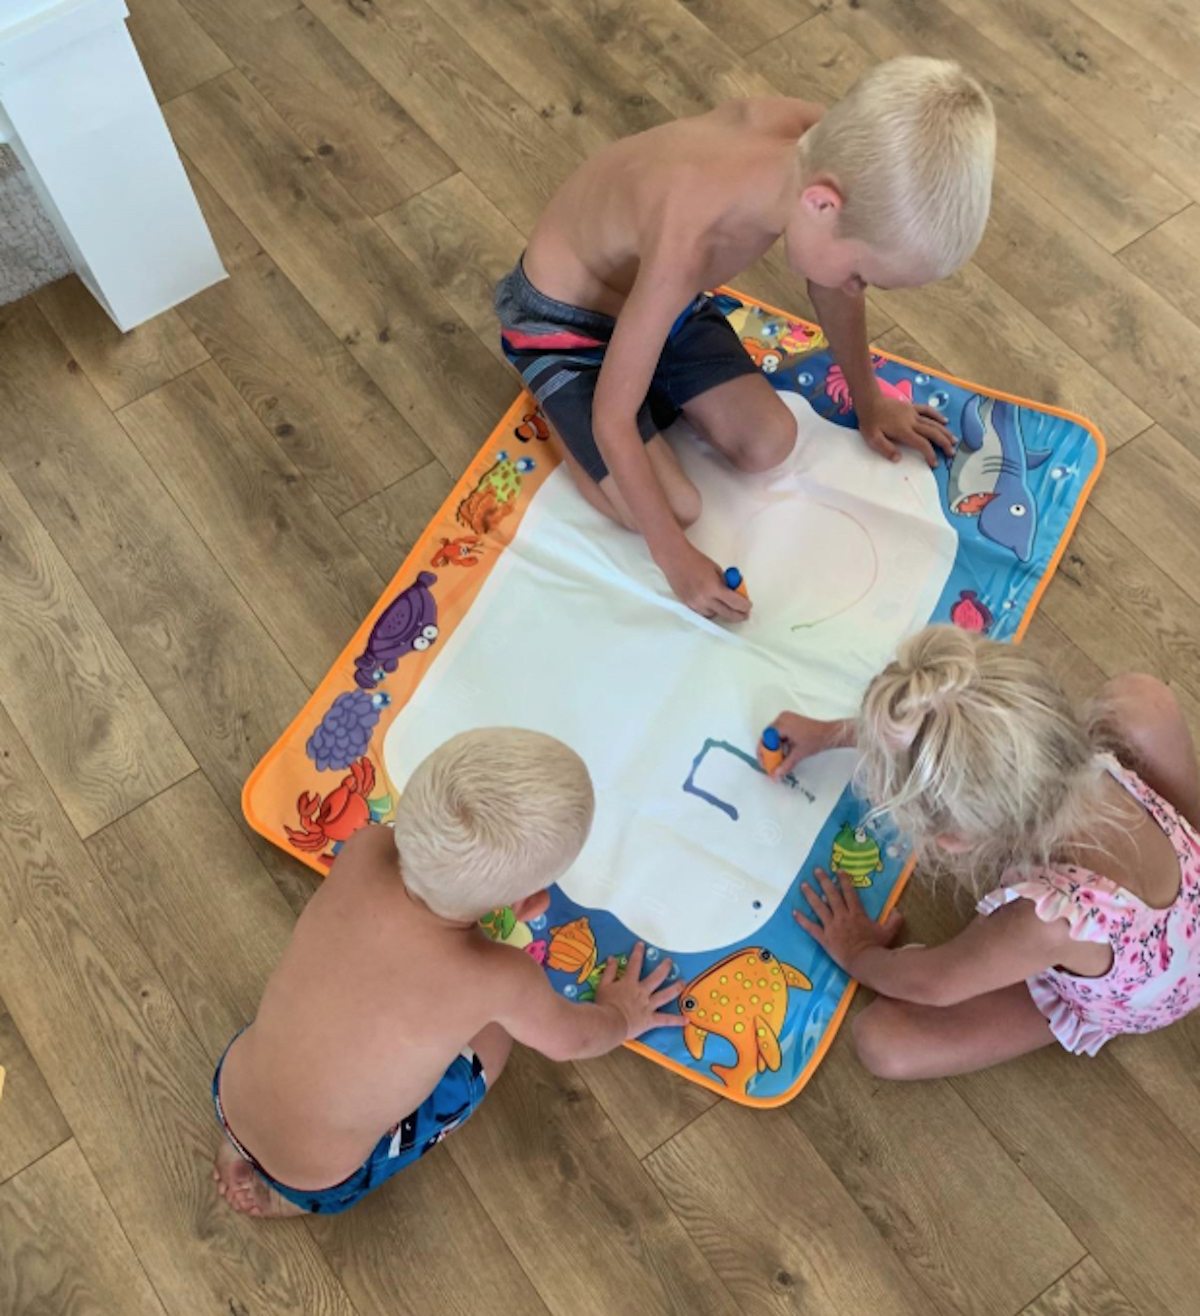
[661,542,751,623]
[793,868,905,974]
[595,942,687,1039]
[857,395,954,469]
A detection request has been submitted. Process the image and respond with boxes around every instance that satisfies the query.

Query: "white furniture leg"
[0,0,225,329]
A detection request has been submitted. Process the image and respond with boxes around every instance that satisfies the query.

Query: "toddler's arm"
[494,942,685,1062]
[796,868,1072,1007]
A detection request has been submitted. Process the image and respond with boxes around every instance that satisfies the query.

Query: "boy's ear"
[512,889,551,922]
[800,181,844,219]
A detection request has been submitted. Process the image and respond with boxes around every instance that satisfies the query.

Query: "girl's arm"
[795,868,1074,1008]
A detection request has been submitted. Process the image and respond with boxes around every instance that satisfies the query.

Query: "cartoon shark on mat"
[947,395,1052,563]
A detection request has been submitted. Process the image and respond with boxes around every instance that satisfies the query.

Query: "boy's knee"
[852,1004,914,1081]
[724,408,797,473]
[670,482,703,528]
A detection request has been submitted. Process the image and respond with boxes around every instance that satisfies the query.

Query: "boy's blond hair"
[800,57,996,279]
[393,727,594,921]
[855,627,1113,891]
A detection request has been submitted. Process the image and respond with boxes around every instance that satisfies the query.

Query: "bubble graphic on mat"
[529,914,548,932]
[752,900,762,911]
[1050,465,1070,480]
[928,389,950,411]
[1003,599,1017,611]
[754,819,783,847]
[563,984,577,999]
[915,374,929,385]
[886,844,902,859]
[797,371,814,388]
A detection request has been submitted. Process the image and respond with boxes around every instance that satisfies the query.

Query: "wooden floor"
[3,1,1200,1312]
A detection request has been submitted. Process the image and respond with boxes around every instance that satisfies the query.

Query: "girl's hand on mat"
[769,713,843,777]
[661,543,751,623]
[595,942,687,1039]
[857,395,954,469]
[793,868,904,973]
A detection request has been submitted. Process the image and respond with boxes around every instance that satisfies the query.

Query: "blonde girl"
[770,626,1200,1079]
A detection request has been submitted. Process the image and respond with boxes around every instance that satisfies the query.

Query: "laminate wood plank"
[0,1007,70,1184]
[817,0,1187,254]
[35,275,209,411]
[939,0,1200,206]
[555,0,779,119]
[1073,0,1200,100]
[975,166,1200,453]
[303,0,583,231]
[788,1027,1083,1316]
[756,10,873,102]
[420,0,671,158]
[954,1047,1200,1316]
[127,0,231,103]
[88,772,552,1316]
[0,397,195,838]
[0,1140,167,1316]
[0,298,313,892]
[179,0,455,214]
[1038,509,1200,716]
[448,1046,740,1316]
[573,1046,719,1161]
[1119,205,1200,329]
[117,363,383,689]
[377,172,527,368]
[1021,1257,1139,1316]
[1090,428,1200,611]
[0,705,358,1316]
[338,460,458,578]
[180,167,432,517]
[1018,613,1109,710]
[166,73,515,475]
[645,1100,932,1315]
[673,0,814,59]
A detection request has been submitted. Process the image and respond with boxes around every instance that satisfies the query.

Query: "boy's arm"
[492,942,684,1062]
[807,280,953,468]
[594,245,749,622]
[795,868,1070,1007]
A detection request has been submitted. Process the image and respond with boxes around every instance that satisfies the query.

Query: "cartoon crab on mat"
[353,571,440,690]
[285,756,375,864]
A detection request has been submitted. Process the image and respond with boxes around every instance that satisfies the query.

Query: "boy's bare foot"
[213,1138,307,1219]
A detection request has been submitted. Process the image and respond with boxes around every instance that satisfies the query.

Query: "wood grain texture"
[117,363,384,689]
[0,705,358,1316]
[672,0,812,59]
[167,72,516,474]
[645,1101,931,1315]
[378,172,527,368]
[1119,205,1200,329]
[339,460,458,579]
[1073,0,1200,100]
[787,1029,1083,1316]
[449,1046,740,1315]
[0,1140,167,1316]
[0,1006,70,1184]
[1020,1257,1139,1316]
[127,0,231,103]
[35,276,210,410]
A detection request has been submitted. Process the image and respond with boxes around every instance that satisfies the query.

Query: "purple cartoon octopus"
[353,571,440,690]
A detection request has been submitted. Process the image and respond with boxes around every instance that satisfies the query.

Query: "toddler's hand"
[857,394,953,468]
[660,542,751,623]
[767,712,840,778]
[595,942,686,1040]
[793,868,904,974]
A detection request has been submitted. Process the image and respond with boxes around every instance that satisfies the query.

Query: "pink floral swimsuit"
[978,755,1200,1056]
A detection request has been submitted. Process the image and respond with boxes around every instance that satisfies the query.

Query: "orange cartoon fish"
[547,917,598,983]
[679,948,812,1093]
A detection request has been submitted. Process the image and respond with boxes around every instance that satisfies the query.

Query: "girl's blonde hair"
[855,627,1113,890]
[393,727,594,921]
[800,57,996,280]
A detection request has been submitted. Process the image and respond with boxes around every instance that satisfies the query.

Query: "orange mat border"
[243,287,1107,1108]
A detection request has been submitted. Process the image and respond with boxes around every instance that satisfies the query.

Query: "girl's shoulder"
[977,865,1128,948]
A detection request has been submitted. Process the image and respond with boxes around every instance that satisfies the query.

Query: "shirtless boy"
[212,728,683,1217]
[496,57,995,622]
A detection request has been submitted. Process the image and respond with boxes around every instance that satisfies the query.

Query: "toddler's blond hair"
[800,57,996,279]
[855,627,1113,891]
[393,727,594,921]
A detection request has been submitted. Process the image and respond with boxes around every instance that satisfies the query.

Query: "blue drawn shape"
[682,738,763,821]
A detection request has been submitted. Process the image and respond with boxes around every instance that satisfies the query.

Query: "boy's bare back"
[216,825,519,1190]
[524,98,822,316]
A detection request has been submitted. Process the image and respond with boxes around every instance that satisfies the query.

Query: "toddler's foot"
[213,1137,306,1219]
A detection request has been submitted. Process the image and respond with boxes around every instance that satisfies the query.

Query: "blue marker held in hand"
[759,725,785,775]
[724,566,748,597]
